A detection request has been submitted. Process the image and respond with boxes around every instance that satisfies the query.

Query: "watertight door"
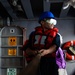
[0,26,24,75]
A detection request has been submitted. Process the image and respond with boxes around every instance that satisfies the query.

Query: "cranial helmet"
[39,11,55,23]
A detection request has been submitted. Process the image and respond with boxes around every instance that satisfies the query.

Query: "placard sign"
[7,68,17,75]
[8,37,17,46]
[8,49,17,56]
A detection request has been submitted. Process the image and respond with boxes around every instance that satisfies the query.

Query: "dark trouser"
[37,57,58,75]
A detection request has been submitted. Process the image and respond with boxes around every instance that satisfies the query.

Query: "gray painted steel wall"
[11,19,75,75]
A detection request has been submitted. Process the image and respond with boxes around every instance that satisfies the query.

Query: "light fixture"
[17,5,23,11]
[63,0,75,9]
[12,0,18,6]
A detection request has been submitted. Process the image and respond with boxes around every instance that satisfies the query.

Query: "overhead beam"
[60,2,71,18]
[45,0,64,3]
[43,0,50,11]
[0,0,17,19]
[21,0,34,19]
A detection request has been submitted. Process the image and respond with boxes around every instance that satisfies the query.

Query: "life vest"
[24,26,58,62]
[62,40,75,60]
[30,26,58,50]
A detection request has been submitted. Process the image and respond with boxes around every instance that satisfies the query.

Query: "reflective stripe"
[72,55,74,60]
[71,40,73,46]
[57,33,63,44]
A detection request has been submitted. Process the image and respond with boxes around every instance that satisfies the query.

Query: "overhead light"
[11,0,23,11]
[63,3,70,9]
[12,0,18,6]
[63,0,75,9]
[17,5,23,11]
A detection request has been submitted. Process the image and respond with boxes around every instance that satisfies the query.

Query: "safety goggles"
[45,19,57,25]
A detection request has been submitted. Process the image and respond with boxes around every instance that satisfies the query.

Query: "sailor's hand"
[38,49,50,56]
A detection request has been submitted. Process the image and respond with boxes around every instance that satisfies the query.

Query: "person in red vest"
[22,11,61,75]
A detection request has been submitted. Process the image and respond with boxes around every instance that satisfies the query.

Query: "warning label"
[7,68,17,75]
